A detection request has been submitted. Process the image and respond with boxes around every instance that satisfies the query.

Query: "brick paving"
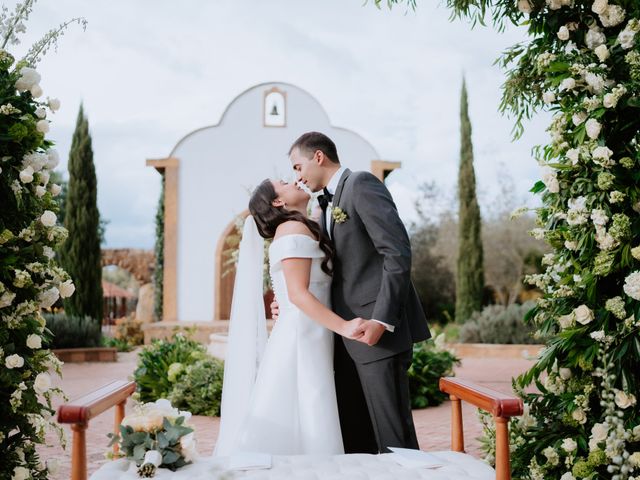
[39,350,535,479]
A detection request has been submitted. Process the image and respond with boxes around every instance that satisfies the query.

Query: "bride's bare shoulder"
[274,220,314,240]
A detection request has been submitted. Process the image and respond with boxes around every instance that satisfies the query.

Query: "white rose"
[591,422,608,442]
[599,5,626,28]
[43,246,55,259]
[614,390,636,409]
[574,304,594,325]
[557,26,570,41]
[35,107,46,119]
[560,473,576,480]
[30,84,43,98]
[585,72,605,94]
[46,458,60,475]
[562,438,577,453]
[38,286,60,308]
[5,354,24,369]
[58,280,75,298]
[542,169,560,193]
[559,368,572,380]
[592,0,608,15]
[543,91,556,104]
[594,44,610,62]
[629,452,640,467]
[517,0,532,14]
[591,209,608,226]
[15,67,41,92]
[560,77,576,91]
[50,183,62,196]
[48,97,61,112]
[623,271,640,300]
[35,185,46,197]
[36,120,49,133]
[34,372,51,394]
[572,408,587,424]
[12,466,30,480]
[566,148,580,164]
[40,210,57,227]
[586,27,606,49]
[143,450,163,467]
[38,170,50,186]
[585,118,602,139]
[179,432,197,462]
[26,334,42,349]
[572,112,587,126]
[603,92,617,108]
[19,165,34,183]
[46,149,59,169]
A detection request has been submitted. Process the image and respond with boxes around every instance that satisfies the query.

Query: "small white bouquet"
[108,399,197,477]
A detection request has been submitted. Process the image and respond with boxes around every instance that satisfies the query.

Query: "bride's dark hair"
[249,179,334,275]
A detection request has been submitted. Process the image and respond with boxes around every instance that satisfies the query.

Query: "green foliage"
[133,332,207,403]
[458,301,540,344]
[456,78,485,323]
[58,104,103,323]
[43,312,101,349]
[153,176,164,321]
[168,357,224,416]
[408,337,461,408]
[102,335,133,352]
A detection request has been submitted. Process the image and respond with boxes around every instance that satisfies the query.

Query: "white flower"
[35,185,46,197]
[35,107,46,119]
[38,170,50,186]
[30,83,43,98]
[572,112,587,126]
[542,169,560,193]
[614,389,636,409]
[543,91,556,104]
[26,334,42,349]
[46,458,60,475]
[36,119,49,133]
[19,165,34,184]
[560,77,576,90]
[38,287,59,308]
[559,368,572,380]
[585,72,605,94]
[34,372,51,394]
[48,97,61,112]
[12,466,30,480]
[564,40,577,53]
[603,92,616,108]
[530,228,546,240]
[0,290,16,308]
[564,240,578,250]
[592,0,608,14]
[592,146,614,167]
[143,450,163,467]
[558,26,570,41]
[558,313,575,329]
[599,5,626,28]
[40,210,57,227]
[586,26,606,49]
[591,209,608,226]
[58,280,75,298]
[591,422,608,443]
[618,21,639,49]
[574,304,594,325]
[623,271,640,300]
[560,473,576,480]
[566,148,580,164]
[595,44,610,62]
[46,149,59,169]
[50,183,62,196]
[572,408,587,424]
[180,432,198,462]
[562,438,577,453]
[590,330,606,341]
[15,67,41,92]
[517,0,532,13]
[5,354,24,369]
[629,452,640,467]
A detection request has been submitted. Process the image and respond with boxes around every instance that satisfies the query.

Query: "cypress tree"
[59,104,103,322]
[455,78,484,323]
[153,176,164,321]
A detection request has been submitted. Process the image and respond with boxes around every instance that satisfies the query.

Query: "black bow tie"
[317,187,333,211]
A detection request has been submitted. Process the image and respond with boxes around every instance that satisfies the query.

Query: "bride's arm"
[281,257,365,340]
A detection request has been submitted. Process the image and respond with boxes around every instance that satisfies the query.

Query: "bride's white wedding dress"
[216,233,344,456]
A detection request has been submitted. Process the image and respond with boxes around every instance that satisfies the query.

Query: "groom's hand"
[270,300,279,320]
[359,321,386,346]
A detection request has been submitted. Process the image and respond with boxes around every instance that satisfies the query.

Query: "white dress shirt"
[323,167,395,333]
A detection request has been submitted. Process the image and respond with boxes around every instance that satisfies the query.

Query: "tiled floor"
[39,350,535,479]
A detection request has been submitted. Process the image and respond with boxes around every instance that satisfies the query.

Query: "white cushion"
[91,451,495,480]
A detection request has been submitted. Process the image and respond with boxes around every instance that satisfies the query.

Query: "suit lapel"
[330,168,351,238]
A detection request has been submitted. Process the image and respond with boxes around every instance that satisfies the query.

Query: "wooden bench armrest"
[57,380,136,480]
[439,377,523,480]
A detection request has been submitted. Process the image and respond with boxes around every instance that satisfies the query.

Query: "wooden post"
[71,423,88,480]
[495,416,511,480]
[450,394,465,452]
[113,400,126,455]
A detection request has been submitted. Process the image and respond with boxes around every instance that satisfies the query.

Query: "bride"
[214,179,371,457]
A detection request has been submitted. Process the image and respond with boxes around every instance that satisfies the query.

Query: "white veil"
[214,215,268,456]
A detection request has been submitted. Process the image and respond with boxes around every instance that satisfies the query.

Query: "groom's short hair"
[289,132,340,164]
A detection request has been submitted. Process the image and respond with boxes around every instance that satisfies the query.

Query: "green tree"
[154,176,164,321]
[455,78,484,323]
[59,104,103,322]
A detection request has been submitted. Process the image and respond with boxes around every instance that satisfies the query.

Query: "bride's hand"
[341,318,368,340]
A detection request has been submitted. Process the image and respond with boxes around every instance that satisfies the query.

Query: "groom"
[284,131,431,454]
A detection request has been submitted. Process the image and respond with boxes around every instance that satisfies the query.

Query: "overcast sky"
[13,0,550,249]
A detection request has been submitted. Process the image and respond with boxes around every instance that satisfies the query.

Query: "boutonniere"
[331,206,348,224]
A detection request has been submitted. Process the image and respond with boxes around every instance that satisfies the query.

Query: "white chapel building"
[148,82,401,324]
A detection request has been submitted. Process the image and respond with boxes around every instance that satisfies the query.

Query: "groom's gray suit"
[320,168,431,454]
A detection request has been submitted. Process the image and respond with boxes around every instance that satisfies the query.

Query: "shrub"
[458,301,538,344]
[114,315,144,346]
[133,332,207,403]
[168,357,225,416]
[43,312,101,349]
[409,335,461,408]
[102,336,132,352]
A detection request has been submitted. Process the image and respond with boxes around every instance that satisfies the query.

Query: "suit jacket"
[323,168,431,363]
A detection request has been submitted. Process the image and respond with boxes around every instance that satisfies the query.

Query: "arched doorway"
[214,211,250,320]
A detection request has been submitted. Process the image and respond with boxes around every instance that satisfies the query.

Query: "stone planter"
[53,347,118,363]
